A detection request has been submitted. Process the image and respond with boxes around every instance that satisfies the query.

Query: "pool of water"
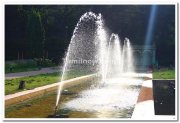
[57,77,143,118]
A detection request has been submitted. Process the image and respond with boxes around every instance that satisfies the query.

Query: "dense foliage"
[5,5,175,66]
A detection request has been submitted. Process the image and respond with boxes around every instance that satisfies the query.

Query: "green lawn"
[5,70,92,95]
[153,69,175,79]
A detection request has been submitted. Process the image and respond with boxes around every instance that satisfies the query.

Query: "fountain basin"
[5,73,155,118]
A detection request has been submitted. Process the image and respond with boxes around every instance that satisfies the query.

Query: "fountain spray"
[54,12,98,116]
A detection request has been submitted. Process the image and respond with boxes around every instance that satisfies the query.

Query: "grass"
[153,69,175,79]
[5,70,92,95]
[5,72,60,95]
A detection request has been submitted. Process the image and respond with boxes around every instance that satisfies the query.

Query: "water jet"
[54,12,141,118]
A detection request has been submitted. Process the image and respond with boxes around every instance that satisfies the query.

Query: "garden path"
[5,67,60,80]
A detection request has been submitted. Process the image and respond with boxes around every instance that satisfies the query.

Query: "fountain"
[55,12,102,112]
[106,34,135,78]
[96,13,108,84]
[53,12,142,118]
[106,33,123,78]
[122,38,135,73]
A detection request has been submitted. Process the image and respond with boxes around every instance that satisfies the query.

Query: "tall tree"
[26,8,45,58]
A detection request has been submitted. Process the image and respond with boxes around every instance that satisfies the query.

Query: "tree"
[26,8,45,58]
[5,5,175,66]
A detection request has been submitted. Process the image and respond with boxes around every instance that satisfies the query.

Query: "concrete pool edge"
[132,79,176,120]
[5,74,97,106]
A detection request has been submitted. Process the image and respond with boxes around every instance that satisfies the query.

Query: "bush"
[5,60,37,73]
[5,59,56,73]
[33,58,55,68]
